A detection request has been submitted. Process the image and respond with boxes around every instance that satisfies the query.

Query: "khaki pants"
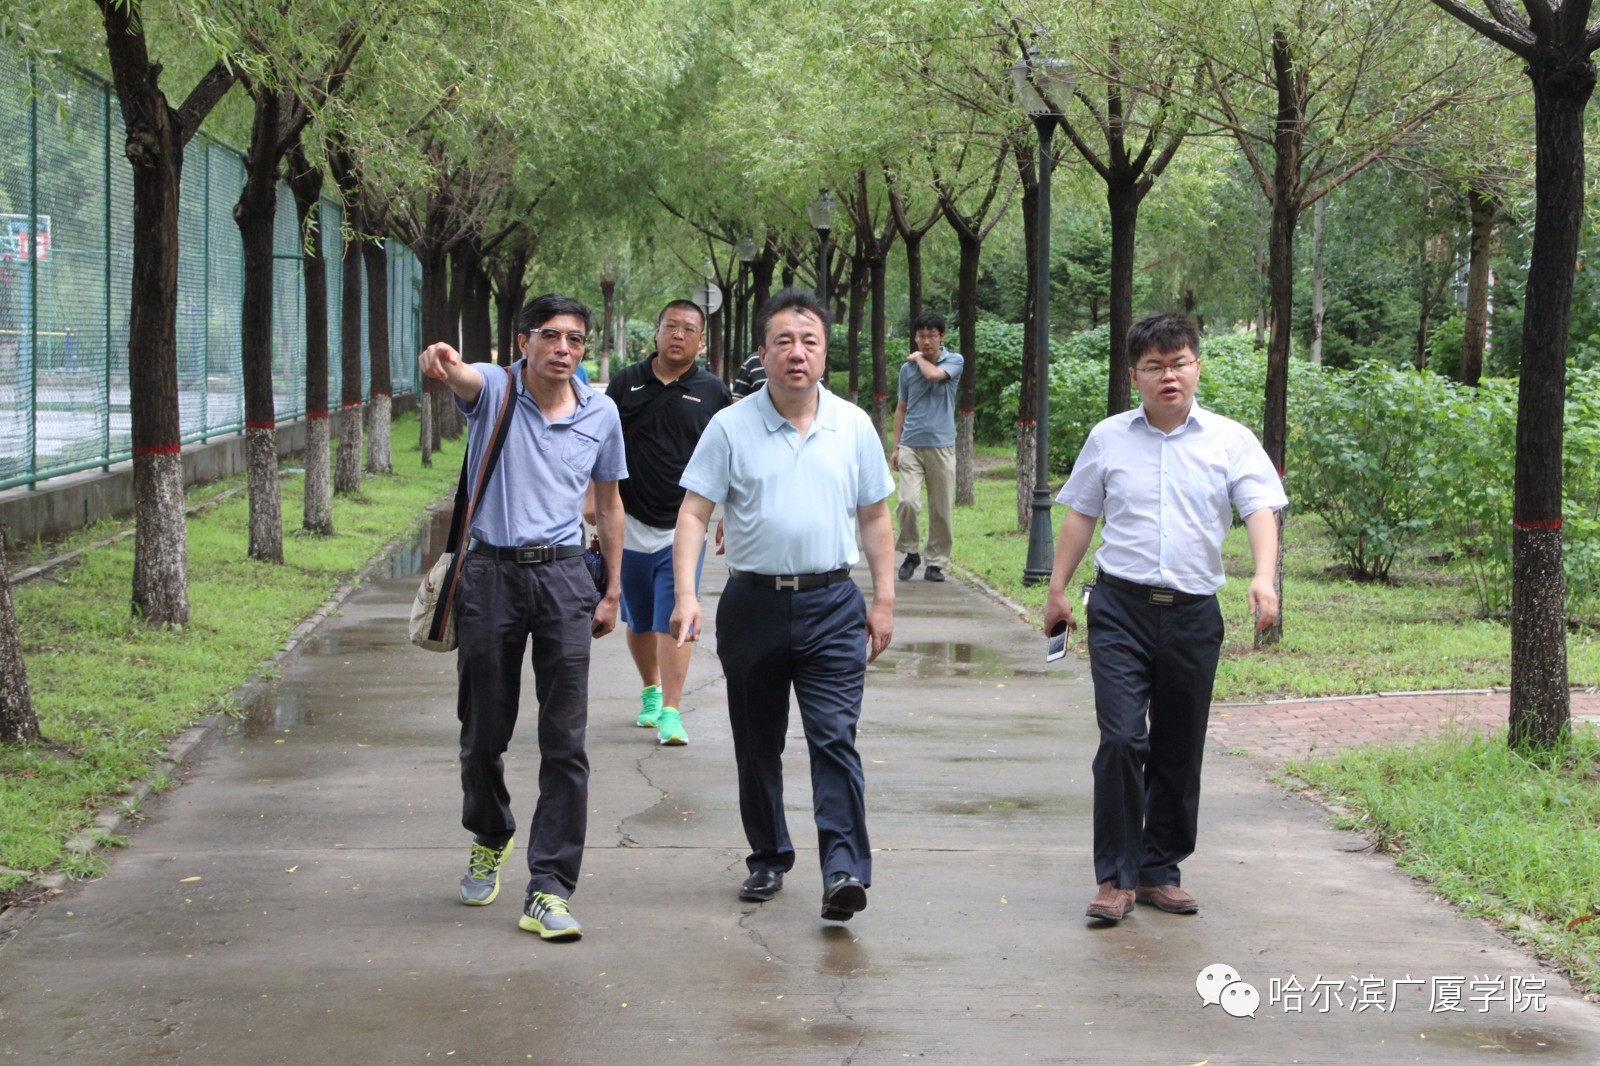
[894,444,956,569]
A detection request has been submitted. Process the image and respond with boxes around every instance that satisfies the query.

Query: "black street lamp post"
[736,235,758,365]
[1012,43,1076,586]
[806,190,837,307]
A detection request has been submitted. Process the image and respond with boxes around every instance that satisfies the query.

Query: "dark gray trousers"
[1085,580,1223,889]
[716,578,872,885]
[454,553,594,898]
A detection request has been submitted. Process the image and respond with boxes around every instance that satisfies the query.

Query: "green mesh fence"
[0,49,423,492]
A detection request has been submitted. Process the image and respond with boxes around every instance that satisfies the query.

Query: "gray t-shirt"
[897,349,964,448]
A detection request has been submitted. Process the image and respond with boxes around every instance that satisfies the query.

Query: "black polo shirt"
[609,354,733,529]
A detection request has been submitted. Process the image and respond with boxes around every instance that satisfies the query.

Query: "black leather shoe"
[923,566,946,582]
[739,869,783,902]
[897,553,920,581]
[820,872,868,921]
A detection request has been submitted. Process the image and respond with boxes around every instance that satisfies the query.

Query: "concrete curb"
[0,501,447,936]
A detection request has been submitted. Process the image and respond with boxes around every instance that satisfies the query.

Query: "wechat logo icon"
[1197,963,1259,1019]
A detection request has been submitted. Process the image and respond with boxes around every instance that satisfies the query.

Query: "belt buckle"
[515,545,548,564]
[775,575,800,591]
[1150,588,1175,606]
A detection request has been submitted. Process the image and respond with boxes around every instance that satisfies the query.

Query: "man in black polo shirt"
[608,300,733,745]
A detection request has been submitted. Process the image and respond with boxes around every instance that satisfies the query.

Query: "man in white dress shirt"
[1044,312,1287,922]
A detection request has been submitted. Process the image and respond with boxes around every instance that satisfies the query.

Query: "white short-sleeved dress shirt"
[1056,403,1287,595]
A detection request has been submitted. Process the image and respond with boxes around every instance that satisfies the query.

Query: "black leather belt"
[468,539,585,564]
[1097,570,1211,606]
[730,567,852,591]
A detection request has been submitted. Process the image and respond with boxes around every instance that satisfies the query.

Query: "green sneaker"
[657,707,688,746]
[459,837,514,906]
[520,891,583,941]
[636,685,663,728]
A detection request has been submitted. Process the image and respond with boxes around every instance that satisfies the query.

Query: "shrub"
[1290,362,1449,581]
[969,318,1026,443]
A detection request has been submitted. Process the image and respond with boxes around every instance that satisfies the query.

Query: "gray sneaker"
[520,891,584,941]
[458,838,514,906]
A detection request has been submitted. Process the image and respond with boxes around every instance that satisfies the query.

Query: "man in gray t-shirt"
[892,311,964,582]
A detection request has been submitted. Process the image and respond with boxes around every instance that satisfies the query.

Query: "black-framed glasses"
[1134,359,1197,376]
[530,327,588,350]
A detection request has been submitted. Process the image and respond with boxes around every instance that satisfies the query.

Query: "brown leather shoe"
[1135,884,1199,914]
[1085,881,1136,921]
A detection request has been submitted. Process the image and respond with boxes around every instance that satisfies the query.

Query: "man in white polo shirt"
[670,288,895,923]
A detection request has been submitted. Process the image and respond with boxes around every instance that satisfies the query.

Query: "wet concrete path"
[2,520,1598,1063]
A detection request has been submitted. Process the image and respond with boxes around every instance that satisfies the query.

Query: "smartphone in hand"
[1046,620,1069,662]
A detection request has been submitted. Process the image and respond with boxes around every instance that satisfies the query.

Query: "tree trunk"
[0,540,39,745]
[462,256,494,363]
[846,247,865,403]
[361,238,393,474]
[954,227,981,506]
[1252,218,1269,350]
[1508,57,1591,749]
[1259,29,1304,647]
[288,150,332,532]
[100,4,232,626]
[599,273,615,381]
[1311,198,1326,366]
[1105,178,1138,416]
[708,306,724,379]
[905,231,924,320]
[335,236,363,494]
[869,251,888,440]
[496,248,528,369]
[753,248,775,320]
[1461,187,1494,386]
[237,90,283,564]
[1415,233,1432,371]
[417,245,450,465]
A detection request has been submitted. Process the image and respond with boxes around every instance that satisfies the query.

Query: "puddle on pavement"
[883,641,1042,680]
[389,509,453,580]
[306,632,389,656]
[931,795,1046,817]
[224,684,309,738]
[1419,1025,1575,1055]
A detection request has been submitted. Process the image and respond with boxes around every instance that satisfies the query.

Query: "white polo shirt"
[680,384,892,575]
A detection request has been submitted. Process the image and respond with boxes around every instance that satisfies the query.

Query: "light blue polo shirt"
[458,361,627,547]
[680,384,892,575]
[1056,402,1286,595]
[897,348,964,448]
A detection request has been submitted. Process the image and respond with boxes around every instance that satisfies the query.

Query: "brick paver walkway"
[1209,689,1600,764]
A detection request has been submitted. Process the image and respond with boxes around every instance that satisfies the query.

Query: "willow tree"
[1197,0,1485,642]
[1427,0,1600,749]
[0,544,37,745]
[94,0,237,624]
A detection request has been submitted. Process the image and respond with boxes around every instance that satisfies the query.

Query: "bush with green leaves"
[969,317,1026,443]
[1290,362,1451,581]
[1426,377,1516,616]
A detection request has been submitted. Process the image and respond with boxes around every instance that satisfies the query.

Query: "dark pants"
[454,553,594,897]
[716,578,871,885]
[1085,580,1224,889]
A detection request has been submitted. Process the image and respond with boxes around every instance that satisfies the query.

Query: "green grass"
[1,415,460,894]
[948,444,1600,701]
[1288,729,1600,993]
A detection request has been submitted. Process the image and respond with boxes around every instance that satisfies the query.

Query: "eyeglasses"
[1134,359,1197,376]
[530,327,588,350]
[658,322,703,337]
